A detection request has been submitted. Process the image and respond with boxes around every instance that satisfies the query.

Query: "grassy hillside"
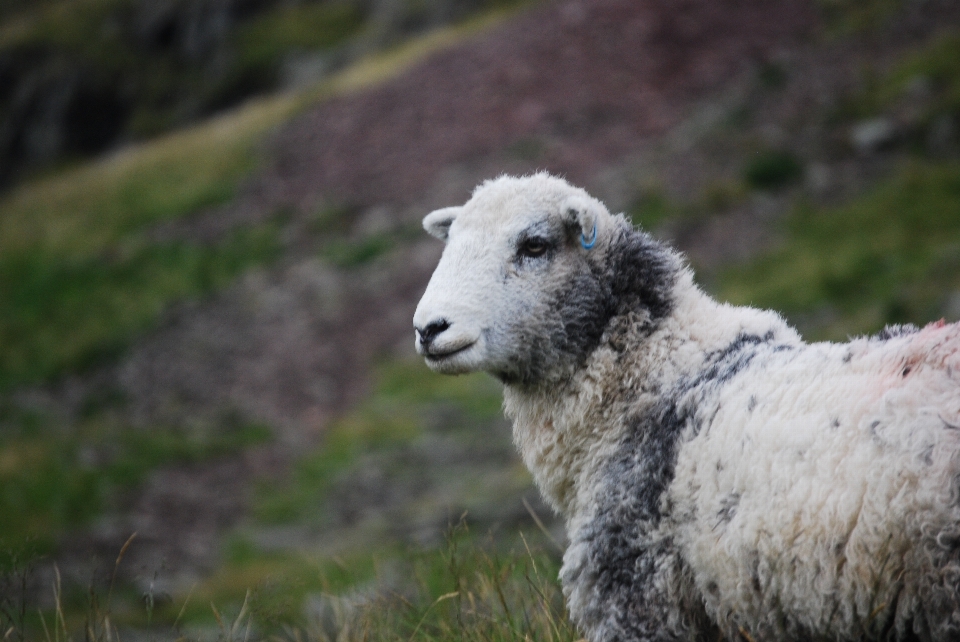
[718,28,960,338]
[0,14,523,601]
[0,0,526,188]
[718,160,960,340]
[0,13,542,639]
[0,10,509,392]
[1,2,959,641]
[0,98,290,390]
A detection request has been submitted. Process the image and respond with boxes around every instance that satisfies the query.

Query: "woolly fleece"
[413,173,960,642]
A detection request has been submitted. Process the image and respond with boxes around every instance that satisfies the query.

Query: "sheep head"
[413,173,679,387]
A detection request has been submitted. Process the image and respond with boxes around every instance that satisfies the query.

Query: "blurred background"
[1,0,959,639]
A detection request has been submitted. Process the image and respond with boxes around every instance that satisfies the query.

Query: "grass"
[1,521,573,641]
[346,526,575,642]
[0,7,517,391]
[322,233,397,267]
[627,178,752,233]
[743,149,804,191]
[157,542,386,632]
[0,224,282,389]
[319,220,427,268]
[815,0,904,33]
[0,408,273,549]
[0,2,517,252]
[895,29,960,119]
[0,95,293,259]
[9,4,959,642]
[374,359,504,419]
[715,23,960,339]
[628,190,675,230]
[0,0,129,54]
[0,91,300,389]
[835,27,960,138]
[302,6,518,103]
[717,160,960,340]
[182,526,571,641]
[0,0,525,150]
[234,2,366,71]
[0,12,543,636]
[220,357,539,637]
[255,359,505,526]
[0,0,362,141]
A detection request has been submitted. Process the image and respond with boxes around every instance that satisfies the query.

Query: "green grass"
[836,27,960,133]
[627,179,750,232]
[159,542,384,630]
[0,225,281,389]
[253,407,421,526]
[0,0,130,54]
[628,190,675,230]
[743,150,804,191]
[136,521,572,641]
[0,8,519,390]
[1,509,569,640]
[0,96,298,390]
[0,101,284,258]
[349,528,575,642]
[816,0,904,33]
[322,233,398,268]
[3,522,572,641]
[375,359,504,420]
[873,28,960,139]
[717,160,960,340]
[0,0,523,148]
[717,28,960,337]
[234,1,365,71]
[319,222,426,268]
[0,0,359,139]
[238,356,535,635]
[255,360,504,526]
[0,413,272,549]
[897,29,960,117]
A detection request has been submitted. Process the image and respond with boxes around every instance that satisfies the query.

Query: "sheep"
[412,173,960,642]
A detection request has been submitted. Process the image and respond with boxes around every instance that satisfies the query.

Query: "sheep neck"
[502,273,726,521]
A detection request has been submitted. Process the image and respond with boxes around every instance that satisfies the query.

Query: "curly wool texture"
[413,174,960,642]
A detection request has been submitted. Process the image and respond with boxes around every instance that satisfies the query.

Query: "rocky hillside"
[0,0,519,189]
[1,0,959,638]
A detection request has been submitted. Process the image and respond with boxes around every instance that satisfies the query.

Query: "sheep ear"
[423,206,461,241]
[564,201,598,249]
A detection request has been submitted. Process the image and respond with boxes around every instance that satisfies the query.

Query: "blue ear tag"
[581,224,597,250]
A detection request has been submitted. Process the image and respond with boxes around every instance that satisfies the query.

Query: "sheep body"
[413,173,960,641]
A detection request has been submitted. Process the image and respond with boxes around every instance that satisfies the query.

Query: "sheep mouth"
[423,341,476,362]
[419,335,481,374]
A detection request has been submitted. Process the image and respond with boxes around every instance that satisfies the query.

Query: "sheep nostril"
[416,319,451,345]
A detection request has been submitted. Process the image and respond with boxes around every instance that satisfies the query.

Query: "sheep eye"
[519,237,548,258]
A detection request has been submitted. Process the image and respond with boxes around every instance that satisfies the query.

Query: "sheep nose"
[415,319,450,346]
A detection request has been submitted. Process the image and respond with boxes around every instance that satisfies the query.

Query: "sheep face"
[413,174,618,387]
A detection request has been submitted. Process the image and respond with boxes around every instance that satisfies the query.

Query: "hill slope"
[2,0,960,637]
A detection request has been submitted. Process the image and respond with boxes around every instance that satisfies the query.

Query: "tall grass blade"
[106,532,137,611]
[230,590,252,640]
[37,610,52,642]
[521,498,562,552]
[172,582,197,634]
[406,592,458,642]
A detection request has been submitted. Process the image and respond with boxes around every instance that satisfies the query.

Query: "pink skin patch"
[909,319,960,369]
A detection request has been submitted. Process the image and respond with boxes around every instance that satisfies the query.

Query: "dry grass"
[2,523,577,642]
